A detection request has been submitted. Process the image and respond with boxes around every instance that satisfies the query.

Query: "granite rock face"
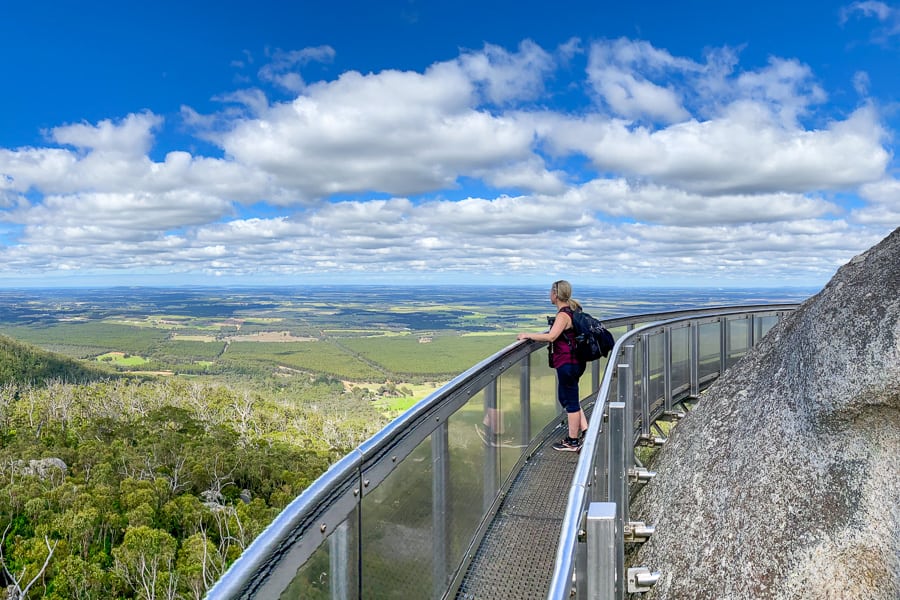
[630,227,900,599]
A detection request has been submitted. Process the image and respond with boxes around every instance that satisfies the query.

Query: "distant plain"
[0,285,817,413]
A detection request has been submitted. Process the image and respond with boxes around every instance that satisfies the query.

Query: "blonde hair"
[552,280,582,312]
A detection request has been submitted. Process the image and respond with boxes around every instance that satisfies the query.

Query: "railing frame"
[207,304,797,600]
[547,305,796,600]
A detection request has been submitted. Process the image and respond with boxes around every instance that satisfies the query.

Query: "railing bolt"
[363,479,370,487]
[320,523,327,533]
[353,488,359,496]
[627,567,661,593]
[391,456,397,462]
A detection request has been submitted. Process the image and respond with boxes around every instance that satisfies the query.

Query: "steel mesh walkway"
[455,423,580,599]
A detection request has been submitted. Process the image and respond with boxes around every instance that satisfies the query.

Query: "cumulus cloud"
[49,112,162,157]
[457,39,557,105]
[587,38,693,123]
[213,63,542,201]
[0,36,896,286]
[539,103,887,195]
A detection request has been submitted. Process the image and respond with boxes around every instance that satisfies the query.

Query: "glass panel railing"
[726,317,750,368]
[646,331,666,417]
[756,314,779,339]
[549,305,799,600]
[208,304,801,600]
[496,362,529,480]
[529,352,561,440]
[697,321,721,381]
[630,338,644,439]
[360,437,434,598]
[670,324,690,398]
[447,401,489,565]
[280,515,358,599]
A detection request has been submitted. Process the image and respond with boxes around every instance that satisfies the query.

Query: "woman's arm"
[517,310,570,342]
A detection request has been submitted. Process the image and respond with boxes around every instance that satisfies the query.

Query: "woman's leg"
[557,363,586,439]
[566,410,582,439]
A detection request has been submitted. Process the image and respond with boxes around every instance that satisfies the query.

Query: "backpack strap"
[558,306,577,347]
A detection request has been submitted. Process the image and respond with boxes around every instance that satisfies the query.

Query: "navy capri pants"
[556,362,586,413]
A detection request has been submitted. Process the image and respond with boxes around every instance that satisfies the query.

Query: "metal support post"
[608,402,627,599]
[431,421,450,596]
[575,510,588,600]
[587,502,618,600]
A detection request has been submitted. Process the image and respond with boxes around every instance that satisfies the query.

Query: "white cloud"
[539,103,887,194]
[213,63,542,201]
[587,39,692,123]
[841,1,900,43]
[578,179,839,225]
[257,45,336,92]
[0,37,895,287]
[18,191,232,238]
[0,115,271,201]
[854,177,900,224]
[50,112,162,157]
[458,39,556,105]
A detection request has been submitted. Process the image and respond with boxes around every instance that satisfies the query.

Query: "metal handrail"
[207,303,798,599]
[209,332,539,598]
[547,304,798,599]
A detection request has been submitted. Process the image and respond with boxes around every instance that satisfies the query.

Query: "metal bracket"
[627,567,661,593]
[660,409,686,421]
[623,520,655,543]
[638,433,666,447]
[628,467,656,484]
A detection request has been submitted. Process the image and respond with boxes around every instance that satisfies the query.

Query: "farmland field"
[0,285,816,394]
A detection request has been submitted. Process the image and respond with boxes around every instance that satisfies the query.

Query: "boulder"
[630,227,900,599]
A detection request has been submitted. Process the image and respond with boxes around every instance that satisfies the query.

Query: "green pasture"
[96,352,149,366]
[371,381,444,414]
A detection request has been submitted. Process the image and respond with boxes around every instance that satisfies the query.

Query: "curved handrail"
[209,331,539,598]
[546,304,798,599]
[207,303,798,599]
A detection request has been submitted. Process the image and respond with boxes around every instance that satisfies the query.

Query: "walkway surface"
[455,422,579,599]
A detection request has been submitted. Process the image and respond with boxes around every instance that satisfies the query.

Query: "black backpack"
[569,308,615,362]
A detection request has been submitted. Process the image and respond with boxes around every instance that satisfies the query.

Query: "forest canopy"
[0,336,387,599]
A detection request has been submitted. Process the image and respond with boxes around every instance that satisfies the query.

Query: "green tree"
[50,553,108,600]
[176,532,225,600]
[112,526,178,600]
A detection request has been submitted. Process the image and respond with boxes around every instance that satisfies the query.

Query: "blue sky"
[0,0,898,288]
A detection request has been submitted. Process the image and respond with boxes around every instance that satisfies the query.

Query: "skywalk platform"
[456,422,580,599]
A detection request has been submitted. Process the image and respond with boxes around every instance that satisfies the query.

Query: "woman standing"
[517,280,588,451]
